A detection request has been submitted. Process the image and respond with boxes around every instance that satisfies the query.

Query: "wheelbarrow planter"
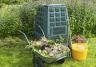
[19,30,71,67]
[32,47,70,63]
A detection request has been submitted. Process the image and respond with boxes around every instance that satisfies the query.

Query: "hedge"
[0,5,22,37]
[67,1,96,37]
[20,2,37,36]
[0,0,27,4]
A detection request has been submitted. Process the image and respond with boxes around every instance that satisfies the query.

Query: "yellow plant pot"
[71,43,88,60]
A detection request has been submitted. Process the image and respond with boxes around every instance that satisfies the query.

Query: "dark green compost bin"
[35,4,71,46]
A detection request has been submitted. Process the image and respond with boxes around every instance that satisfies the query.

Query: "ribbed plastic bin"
[71,43,88,60]
[35,4,69,39]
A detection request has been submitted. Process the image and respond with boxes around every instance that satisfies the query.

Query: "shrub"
[0,5,22,37]
[0,0,27,4]
[67,1,96,37]
[20,2,37,36]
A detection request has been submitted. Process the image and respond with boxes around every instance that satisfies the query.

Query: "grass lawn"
[0,37,96,67]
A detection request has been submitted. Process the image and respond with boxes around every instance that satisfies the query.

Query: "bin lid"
[42,4,66,7]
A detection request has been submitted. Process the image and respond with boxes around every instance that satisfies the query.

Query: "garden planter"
[33,49,70,63]
[71,43,88,60]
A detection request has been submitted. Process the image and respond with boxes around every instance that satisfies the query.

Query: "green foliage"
[0,0,28,4]
[55,36,66,43]
[67,1,96,37]
[0,2,38,37]
[0,0,96,37]
[0,5,22,37]
[20,2,37,36]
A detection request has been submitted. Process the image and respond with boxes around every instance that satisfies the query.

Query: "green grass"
[0,37,96,67]
[0,37,32,67]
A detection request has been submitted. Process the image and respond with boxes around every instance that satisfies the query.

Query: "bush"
[0,0,27,4]
[0,5,22,37]
[67,1,96,37]
[0,2,38,37]
[20,2,37,36]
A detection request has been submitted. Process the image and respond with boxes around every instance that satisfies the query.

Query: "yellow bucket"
[71,43,88,60]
